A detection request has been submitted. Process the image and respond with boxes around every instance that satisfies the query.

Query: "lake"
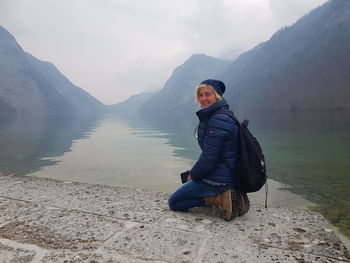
[0,111,349,242]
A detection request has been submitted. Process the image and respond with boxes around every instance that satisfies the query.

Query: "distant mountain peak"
[220,0,350,112]
[0,26,104,121]
[139,53,231,121]
[135,0,350,123]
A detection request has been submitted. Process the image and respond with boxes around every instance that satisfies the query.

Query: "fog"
[0,0,327,104]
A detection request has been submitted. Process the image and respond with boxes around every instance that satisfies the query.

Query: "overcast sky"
[0,0,327,105]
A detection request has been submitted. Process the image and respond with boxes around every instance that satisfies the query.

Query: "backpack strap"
[213,108,241,126]
[213,109,250,128]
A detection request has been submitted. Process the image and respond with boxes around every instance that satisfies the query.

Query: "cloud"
[182,0,273,57]
[268,0,327,27]
[0,0,327,104]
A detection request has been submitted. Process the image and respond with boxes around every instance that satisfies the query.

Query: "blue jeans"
[168,180,232,211]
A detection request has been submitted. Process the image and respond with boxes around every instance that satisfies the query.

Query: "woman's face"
[198,87,218,109]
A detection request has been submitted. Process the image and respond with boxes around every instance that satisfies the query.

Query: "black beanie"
[200,79,226,96]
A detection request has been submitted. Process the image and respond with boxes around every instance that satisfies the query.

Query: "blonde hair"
[194,84,222,105]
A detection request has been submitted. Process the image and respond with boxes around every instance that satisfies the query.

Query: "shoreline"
[1,173,349,262]
[32,171,350,245]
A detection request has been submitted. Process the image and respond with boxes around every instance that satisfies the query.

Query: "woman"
[168,79,249,221]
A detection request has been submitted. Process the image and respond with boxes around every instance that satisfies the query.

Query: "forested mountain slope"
[220,0,350,112]
[0,26,104,121]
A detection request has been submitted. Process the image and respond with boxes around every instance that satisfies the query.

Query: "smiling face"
[197,86,218,109]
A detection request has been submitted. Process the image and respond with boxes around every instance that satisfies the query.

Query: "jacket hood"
[196,99,230,121]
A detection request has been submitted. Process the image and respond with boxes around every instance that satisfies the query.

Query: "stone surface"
[0,173,349,263]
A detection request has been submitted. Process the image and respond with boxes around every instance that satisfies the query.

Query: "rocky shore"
[0,173,349,263]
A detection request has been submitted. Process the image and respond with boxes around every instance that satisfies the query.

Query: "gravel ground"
[0,173,349,263]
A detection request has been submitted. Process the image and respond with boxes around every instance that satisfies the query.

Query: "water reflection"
[129,110,350,238]
[0,116,100,175]
[0,111,349,240]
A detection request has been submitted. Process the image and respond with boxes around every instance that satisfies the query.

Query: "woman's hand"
[187,175,192,182]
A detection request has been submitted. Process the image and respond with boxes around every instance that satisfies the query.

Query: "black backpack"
[214,109,267,193]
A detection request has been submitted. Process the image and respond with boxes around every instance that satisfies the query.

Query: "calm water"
[0,111,349,241]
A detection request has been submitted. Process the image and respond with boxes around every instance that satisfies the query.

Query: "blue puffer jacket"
[190,99,239,186]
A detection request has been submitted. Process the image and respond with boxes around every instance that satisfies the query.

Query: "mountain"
[139,54,231,123]
[107,92,155,119]
[220,0,350,112]
[0,26,104,122]
[135,0,350,123]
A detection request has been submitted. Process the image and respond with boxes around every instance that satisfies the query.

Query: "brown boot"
[204,195,216,206]
[204,190,235,221]
[236,191,250,216]
[243,192,250,214]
